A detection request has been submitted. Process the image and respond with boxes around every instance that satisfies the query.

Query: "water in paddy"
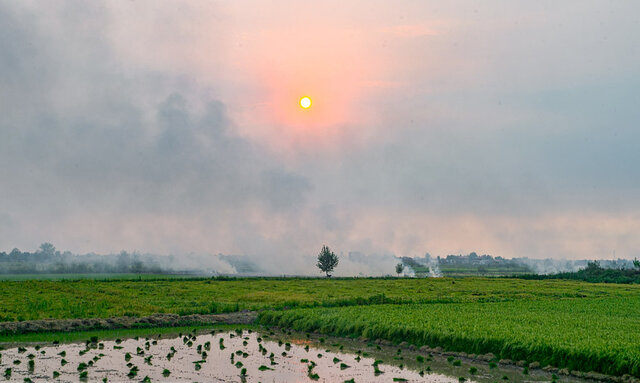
[0,328,591,382]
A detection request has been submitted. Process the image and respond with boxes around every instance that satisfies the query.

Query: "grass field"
[1,277,637,322]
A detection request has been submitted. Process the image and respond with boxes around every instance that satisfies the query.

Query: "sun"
[299,96,312,109]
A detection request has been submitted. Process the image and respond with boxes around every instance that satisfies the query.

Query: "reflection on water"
[0,329,590,382]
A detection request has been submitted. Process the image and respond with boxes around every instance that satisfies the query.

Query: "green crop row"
[259,298,640,377]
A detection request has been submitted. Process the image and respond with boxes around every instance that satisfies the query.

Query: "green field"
[260,298,640,377]
[2,277,640,377]
[0,277,635,322]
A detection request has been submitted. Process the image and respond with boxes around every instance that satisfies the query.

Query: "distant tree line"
[518,261,640,284]
[0,243,169,274]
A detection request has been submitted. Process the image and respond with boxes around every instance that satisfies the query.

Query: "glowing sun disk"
[300,96,311,109]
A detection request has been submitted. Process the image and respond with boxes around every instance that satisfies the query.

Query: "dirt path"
[0,311,258,335]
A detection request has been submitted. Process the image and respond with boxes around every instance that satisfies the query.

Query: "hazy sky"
[1,1,639,269]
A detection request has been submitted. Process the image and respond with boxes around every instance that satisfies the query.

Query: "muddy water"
[0,329,591,382]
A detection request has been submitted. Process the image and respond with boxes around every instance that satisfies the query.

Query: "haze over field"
[1,1,639,274]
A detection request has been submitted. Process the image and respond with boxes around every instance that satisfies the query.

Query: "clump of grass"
[53,371,60,378]
[13,360,21,365]
[333,357,341,364]
[124,352,131,361]
[417,355,424,363]
[258,365,273,371]
[489,362,497,369]
[340,362,350,370]
[61,359,68,366]
[392,378,407,382]
[452,359,462,366]
[141,377,151,383]
[79,371,88,380]
[469,366,478,374]
[240,367,247,376]
[4,368,11,379]
[162,369,171,377]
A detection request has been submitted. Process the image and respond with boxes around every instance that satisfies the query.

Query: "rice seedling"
[127,365,138,378]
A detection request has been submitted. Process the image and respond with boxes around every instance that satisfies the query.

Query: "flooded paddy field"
[0,326,595,382]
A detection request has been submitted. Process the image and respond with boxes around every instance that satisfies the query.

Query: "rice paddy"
[0,327,591,382]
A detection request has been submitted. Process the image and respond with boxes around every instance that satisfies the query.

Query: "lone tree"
[316,245,339,277]
[395,262,405,276]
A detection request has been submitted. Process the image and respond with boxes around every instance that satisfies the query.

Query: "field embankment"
[0,311,256,335]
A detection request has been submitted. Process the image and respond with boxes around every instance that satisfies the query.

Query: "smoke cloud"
[1,1,640,273]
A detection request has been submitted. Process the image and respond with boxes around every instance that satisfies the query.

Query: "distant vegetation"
[0,243,173,275]
[518,260,640,284]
